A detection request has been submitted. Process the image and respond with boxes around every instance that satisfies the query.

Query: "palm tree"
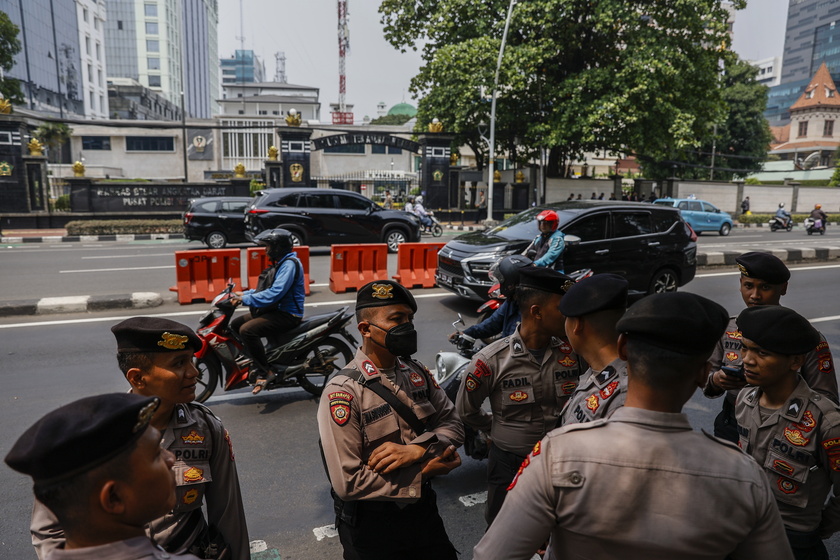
[35,122,72,163]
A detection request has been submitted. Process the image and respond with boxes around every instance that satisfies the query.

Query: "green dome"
[387,103,417,117]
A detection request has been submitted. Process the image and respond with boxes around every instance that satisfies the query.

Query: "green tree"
[35,122,73,164]
[380,0,741,176]
[0,10,23,103]
[370,113,414,125]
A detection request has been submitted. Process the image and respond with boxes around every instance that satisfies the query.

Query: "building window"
[825,120,834,136]
[146,40,159,53]
[145,22,158,35]
[220,119,274,169]
[126,136,175,152]
[85,36,91,55]
[89,91,96,110]
[144,3,157,16]
[83,7,88,22]
[148,75,161,87]
[148,57,160,70]
[798,121,808,137]
[117,20,123,30]
[272,110,279,115]
[95,42,101,60]
[371,145,403,154]
[258,110,267,115]
[82,136,111,150]
[88,64,93,81]
[98,69,103,86]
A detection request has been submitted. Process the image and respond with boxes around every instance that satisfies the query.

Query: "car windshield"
[485,207,578,240]
[653,200,673,207]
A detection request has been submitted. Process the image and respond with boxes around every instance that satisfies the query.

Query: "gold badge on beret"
[158,332,189,350]
[737,263,749,276]
[133,399,158,433]
[371,284,394,300]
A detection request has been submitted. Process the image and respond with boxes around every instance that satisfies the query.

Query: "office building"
[751,56,781,87]
[182,0,218,118]
[76,0,109,119]
[221,50,265,85]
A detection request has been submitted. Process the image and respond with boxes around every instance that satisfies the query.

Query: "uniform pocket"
[172,460,212,511]
[500,387,535,422]
[764,452,810,508]
[362,408,400,444]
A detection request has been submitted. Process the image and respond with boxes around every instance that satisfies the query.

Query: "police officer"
[31,318,249,560]
[456,266,585,526]
[704,252,837,442]
[474,293,793,560]
[557,273,629,426]
[6,393,201,560]
[317,280,464,560]
[735,306,840,560]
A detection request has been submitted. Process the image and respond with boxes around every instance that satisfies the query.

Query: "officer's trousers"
[787,528,829,560]
[486,444,528,527]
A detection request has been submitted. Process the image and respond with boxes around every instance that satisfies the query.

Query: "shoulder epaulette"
[701,429,744,452]
[188,401,222,423]
[477,337,512,360]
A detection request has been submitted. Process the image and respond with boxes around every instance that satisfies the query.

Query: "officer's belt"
[164,508,207,553]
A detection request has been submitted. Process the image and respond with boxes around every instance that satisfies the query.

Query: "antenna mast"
[332,0,353,124]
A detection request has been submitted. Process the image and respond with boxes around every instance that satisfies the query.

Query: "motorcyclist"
[404,196,415,215]
[775,203,792,227]
[413,195,433,230]
[231,228,306,394]
[524,209,566,271]
[448,255,534,343]
[810,203,828,230]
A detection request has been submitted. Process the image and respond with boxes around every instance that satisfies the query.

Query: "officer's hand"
[421,445,461,479]
[367,442,425,474]
[712,369,747,391]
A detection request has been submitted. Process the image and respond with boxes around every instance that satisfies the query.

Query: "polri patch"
[182,488,199,505]
[506,455,531,491]
[599,381,619,400]
[474,359,492,378]
[465,373,481,393]
[181,430,205,445]
[558,341,572,354]
[586,394,600,412]
[561,381,577,395]
[796,411,816,433]
[532,441,542,457]
[361,360,378,377]
[725,351,739,362]
[777,477,797,494]
[818,354,833,373]
[329,391,354,426]
[726,330,742,340]
[509,390,529,402]
[784,427,810,446]
[558,356,577,367]
[772,459,795,477]
[184,466,204,483]
[410,371,425,387]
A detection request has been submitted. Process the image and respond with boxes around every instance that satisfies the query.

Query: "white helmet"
[415,195,423,203]
[779,202,785,208]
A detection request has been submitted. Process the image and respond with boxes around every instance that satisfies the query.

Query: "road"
[0,238,839,558]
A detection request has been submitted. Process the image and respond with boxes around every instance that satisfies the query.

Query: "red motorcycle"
[193,282,358,402]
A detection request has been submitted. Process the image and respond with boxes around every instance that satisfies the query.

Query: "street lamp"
[486,0,517,225]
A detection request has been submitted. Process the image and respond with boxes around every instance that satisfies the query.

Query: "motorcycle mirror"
[452,314,465,330]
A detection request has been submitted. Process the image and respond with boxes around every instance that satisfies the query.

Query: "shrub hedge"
[735,213,840,224]
[65,219,183,235]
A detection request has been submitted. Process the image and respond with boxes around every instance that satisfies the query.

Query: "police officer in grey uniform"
[318,280,464,560]
[31,318,249,560]
[456,266,584,526]
[474,292,793,560]
[734,306,840,560]
[704,252,837,443]
[557,273,629,426]
[6,393,201,560]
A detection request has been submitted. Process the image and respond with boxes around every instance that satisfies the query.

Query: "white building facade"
[76,0,110,119]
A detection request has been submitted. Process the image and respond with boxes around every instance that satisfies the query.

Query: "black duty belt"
[164,508,207,553]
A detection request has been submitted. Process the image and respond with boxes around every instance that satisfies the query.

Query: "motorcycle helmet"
[415,195,423,204]
[489,255,534,298]
[254,228,294,261]
[816,204,822,209]
[536,209,559,232]
[779,203,785,208]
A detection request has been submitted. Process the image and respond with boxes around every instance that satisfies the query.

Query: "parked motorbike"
[804,217,826,235]
[192,282,358,402]
[769,216,793,232]
[421,211,444,237]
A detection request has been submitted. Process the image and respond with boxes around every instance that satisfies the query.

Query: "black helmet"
[254,228,294,261]
[489,255,533,298]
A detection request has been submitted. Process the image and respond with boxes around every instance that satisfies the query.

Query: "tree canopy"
[0,11,23,104]
[379,0,744,175]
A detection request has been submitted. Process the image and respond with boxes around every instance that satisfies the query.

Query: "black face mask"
[369,321,418,357]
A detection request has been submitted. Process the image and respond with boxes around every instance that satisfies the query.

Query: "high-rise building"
[76,0,109,119]
[182,0,218,118]
[220,50,265,85]
[1,0,85,119]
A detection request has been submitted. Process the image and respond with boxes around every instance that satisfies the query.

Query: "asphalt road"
[1,254,840,558]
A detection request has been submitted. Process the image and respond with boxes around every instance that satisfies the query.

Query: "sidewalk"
[0,229,185,243]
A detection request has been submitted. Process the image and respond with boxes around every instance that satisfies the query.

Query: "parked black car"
[183,196,253,248]
[244,188,422,251]
[436,201,697,300]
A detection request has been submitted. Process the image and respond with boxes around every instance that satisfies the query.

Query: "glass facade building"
[221,50,266,85]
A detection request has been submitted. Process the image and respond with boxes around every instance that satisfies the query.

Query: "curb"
[695,246,840,267]
[0,233,185,244]
[0,292,164,318]
[734,221,839,229]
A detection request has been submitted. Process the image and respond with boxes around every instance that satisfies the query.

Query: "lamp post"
[486,0,517,225]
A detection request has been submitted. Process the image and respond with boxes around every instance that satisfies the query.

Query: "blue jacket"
[241,254,305,317]
[532,230,565,270]
[464,300,520,340]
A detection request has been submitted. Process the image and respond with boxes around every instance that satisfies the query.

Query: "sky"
[218,0,789,123]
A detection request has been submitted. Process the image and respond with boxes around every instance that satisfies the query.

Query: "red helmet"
[536,209,559,231]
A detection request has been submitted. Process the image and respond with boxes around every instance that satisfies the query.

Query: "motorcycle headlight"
[436,355,447,379]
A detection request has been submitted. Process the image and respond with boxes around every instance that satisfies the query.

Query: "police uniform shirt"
[317,349,464,502]
[31,403,249,560]
[704,317,838,403]
[558,357,628,426]
[456,327,586,456]
[736,376,840,536]
[473,407,793,560]
[45,536,201,560]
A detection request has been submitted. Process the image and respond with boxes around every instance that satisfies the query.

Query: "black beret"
[559,273,628,317]
[617,292,729,355]
[518,267,575,295]
[736,306,819,355]
[736,252,790,284]
[356,280,417,313]
[112,317,202,353]
[5,393,159,483]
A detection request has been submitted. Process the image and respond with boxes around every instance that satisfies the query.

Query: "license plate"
[438,272,451,285]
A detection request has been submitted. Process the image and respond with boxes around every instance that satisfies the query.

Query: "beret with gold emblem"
[736,306,819,355]
[560,273,628,317]
[5,393,159,483]
[735,252,790,285]
[517,266,575,295]
[112,317,202,353]
[356,280,417,313]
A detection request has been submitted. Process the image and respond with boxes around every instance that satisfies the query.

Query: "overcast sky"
[218,1,789,122]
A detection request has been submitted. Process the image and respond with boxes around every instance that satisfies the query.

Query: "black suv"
[183,196,253,248]
[245,188,421,251]
[436,201,697,300]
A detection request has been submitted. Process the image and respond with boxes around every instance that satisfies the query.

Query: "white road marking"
[459,491,488,507]
[0,310,206,329]
[59,265,174,273]
[250,540,268,553]
[82,253,174,259]
[696,263,840,278]
[313,524,339,541]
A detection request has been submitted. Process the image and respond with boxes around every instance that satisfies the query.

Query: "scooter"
[192,282,358,402]
[804,217,826,235]
[769,216,793,232]
[421,212,444,237]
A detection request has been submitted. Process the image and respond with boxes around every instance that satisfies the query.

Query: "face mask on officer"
[368,321,418,357]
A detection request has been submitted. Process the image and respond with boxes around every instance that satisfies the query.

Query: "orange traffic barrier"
[329,244,389,293]
[172,249,241,304]
[393,242,446,289]
[245,246,312,295]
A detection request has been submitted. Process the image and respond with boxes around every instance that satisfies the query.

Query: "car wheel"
[287,230,304,247]
[205,231,227,249]
[648,268,679,294]
[719,223,731,236]
[385,228,408,253]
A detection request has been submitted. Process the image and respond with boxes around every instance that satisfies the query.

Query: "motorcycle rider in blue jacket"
[525,209,566,271]
[775,203,792,227]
